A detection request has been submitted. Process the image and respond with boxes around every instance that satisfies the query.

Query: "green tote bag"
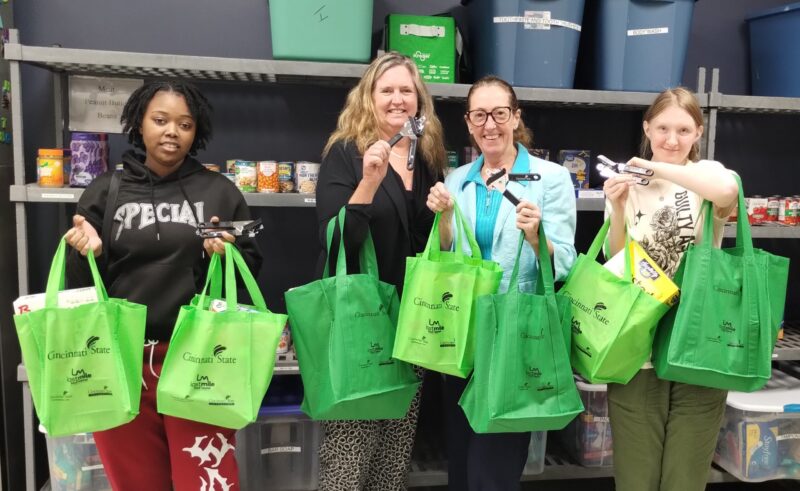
[14,239,146,437]
[652,177,789,392]
[393,201,503,377]
[559,218,671,384]
[285,208,419,420]
[157,243,286,429]
[460,228,584,433]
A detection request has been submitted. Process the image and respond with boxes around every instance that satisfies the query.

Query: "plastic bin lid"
[574,375,607,392]
[746,2,800,22]
[726,369,800,413]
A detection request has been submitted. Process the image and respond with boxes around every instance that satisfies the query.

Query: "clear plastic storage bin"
[714,369,800,482]
[523,431,547,475]
[559,378,613,467]
[43,427,111,491]
[236,405,320,491]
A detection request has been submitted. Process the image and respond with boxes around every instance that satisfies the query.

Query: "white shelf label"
[41,193,76,200]
[628,27,669,37]
[273,365,298,372]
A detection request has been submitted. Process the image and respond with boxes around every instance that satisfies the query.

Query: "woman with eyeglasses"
[426,75,577,490]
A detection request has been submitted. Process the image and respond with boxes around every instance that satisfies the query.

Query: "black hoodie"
[67,150,262,341]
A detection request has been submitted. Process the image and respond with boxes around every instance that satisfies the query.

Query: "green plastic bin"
[269,0,373,62]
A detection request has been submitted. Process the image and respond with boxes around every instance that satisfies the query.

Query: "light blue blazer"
[444,145,577,294]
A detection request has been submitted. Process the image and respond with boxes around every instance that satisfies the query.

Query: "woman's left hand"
[203,216,236,256]
[515,200,541,248]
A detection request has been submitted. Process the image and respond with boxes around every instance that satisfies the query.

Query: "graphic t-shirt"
[605,160,730,279]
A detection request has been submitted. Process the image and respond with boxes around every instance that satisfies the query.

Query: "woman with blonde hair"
[315,52,447,490]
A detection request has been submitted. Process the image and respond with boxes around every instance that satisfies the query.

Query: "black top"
[67,150,262,341]
[315,140,441,296]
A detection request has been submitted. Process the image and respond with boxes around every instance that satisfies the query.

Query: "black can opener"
[196,218,264,239]
[387,116,426,171]
[485,168,541,206]
[596,155,652,186]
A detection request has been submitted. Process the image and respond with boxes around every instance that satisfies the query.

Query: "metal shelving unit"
[6,32,800,491]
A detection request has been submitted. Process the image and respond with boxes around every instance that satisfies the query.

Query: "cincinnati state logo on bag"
[182,344,236,365]
[413,292,461,312]
[727,339,745,349]
[706,335,722,343]
[356,304,386,318]
[426,319,445,334]
[360,359,373,369]
[51,390,72,402]
[537,382,554,392]
[191,374,215,390]
[46,335,111,360]
[720,320,736,333]
[562,292,610,326]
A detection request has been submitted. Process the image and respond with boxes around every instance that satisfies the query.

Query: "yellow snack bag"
[603,241,680,306]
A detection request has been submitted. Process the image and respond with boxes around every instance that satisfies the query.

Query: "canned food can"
[766,195,780,222]
[295,161,320,194]
[278,161,295,193]
[779,197,790,224]
[234,160,257,193]
[748,196,768,224]
[257,161,279,193]
[789,196,800,226]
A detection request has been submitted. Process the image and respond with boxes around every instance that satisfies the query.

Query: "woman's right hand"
[426,182,454,217]
[362,140,391,185]
[603,174,635,212]
[64,214,102,257]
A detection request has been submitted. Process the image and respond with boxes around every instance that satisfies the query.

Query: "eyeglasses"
[465,106,513,126]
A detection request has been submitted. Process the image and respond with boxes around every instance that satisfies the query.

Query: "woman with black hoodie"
[65,80,261,491]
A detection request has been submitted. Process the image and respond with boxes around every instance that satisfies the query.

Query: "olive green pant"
[607,369,727,491]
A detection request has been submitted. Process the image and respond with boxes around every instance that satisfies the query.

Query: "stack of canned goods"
[216,159,320,194]
[736,195,800,225]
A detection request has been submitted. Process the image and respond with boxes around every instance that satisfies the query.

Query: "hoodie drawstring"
[141,339,160,391]
[146,171,161,241]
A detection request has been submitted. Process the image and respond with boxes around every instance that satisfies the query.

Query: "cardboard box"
[387,15,456,83]
[13,287,99,315]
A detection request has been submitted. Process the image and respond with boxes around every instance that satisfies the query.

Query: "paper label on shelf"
[261,446,301,455]
[304,197,316,204]
[68,75,143,133]
[400,24,445,38]
[41,192,77,200]
[627,27,669,36]
[273,365,297,372]
[493,15,581,32]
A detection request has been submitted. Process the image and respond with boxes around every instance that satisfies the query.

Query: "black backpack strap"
[101,169,122,261]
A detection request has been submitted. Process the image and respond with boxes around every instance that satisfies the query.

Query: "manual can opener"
[485,168,542,206]
[387,116,426,171]
[596,154,652,186]
[196,218,264,239]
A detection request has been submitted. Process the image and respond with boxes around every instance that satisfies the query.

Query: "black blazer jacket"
[315,140,442,296]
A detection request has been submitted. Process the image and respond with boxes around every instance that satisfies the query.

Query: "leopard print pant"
[317,372,423,491]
